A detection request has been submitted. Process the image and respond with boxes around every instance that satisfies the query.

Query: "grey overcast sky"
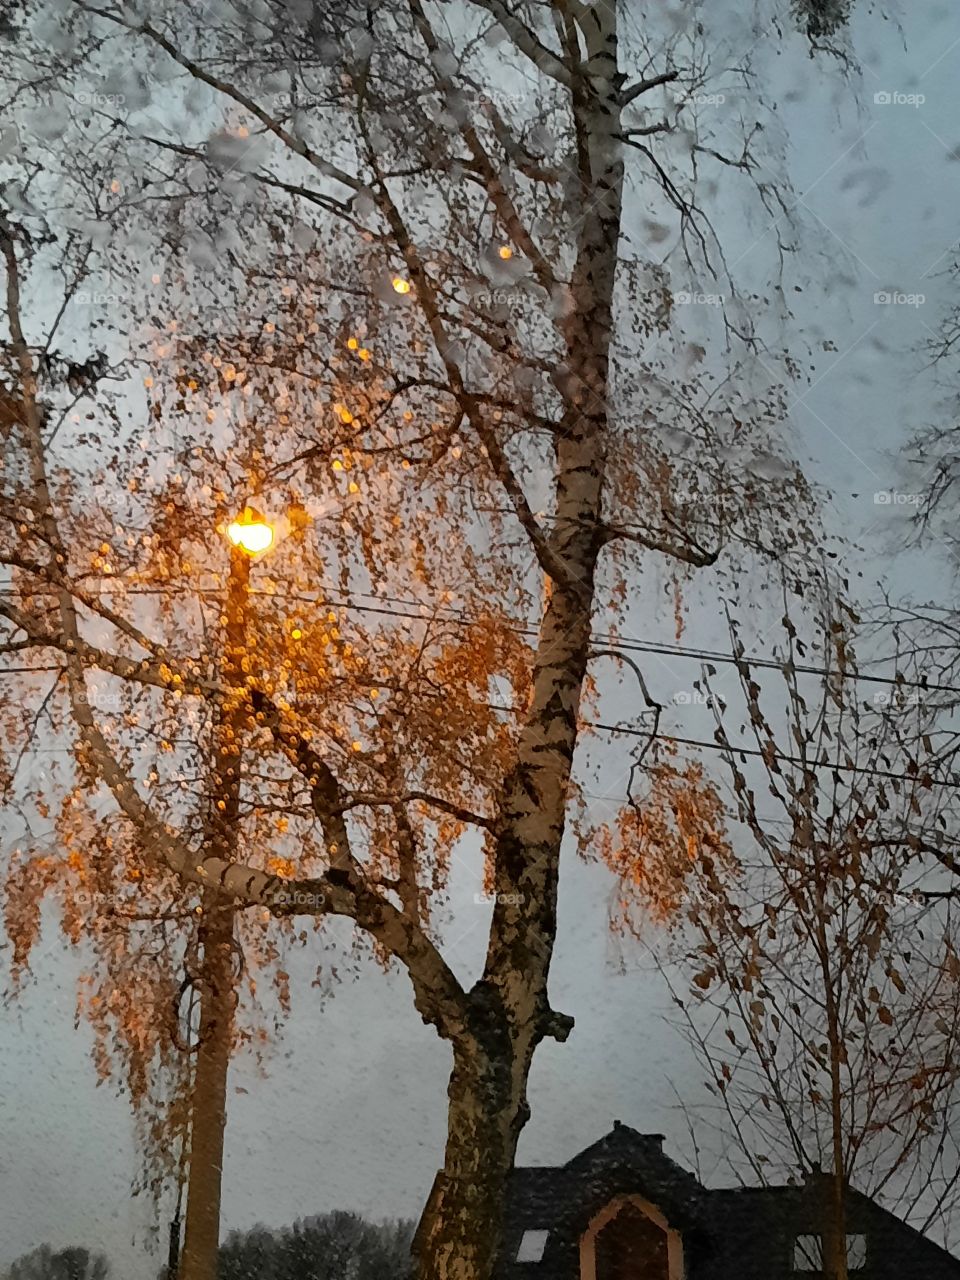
[4,3,960,1277]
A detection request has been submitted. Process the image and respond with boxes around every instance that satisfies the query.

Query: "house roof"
[696,1182,960,1280]
[494,1123,960,1280]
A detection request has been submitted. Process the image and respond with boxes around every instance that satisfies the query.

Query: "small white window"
[793,1234,867,1271]
[794,1235,822,1270]
[847,1234,867,1270]
[516,1229,549,1262]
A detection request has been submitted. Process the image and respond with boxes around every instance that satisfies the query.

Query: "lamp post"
[177,508,273,1280]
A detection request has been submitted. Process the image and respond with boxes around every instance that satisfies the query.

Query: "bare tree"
[608,587,960,1278]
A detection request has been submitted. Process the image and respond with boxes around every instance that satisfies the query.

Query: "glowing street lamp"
[226,506,274,556]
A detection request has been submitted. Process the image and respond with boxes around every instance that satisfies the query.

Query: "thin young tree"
[606,587,960,1279]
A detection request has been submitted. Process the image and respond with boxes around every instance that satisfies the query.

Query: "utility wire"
[591,724,960,787]
[2,582,956,697]
[4,586,960,786]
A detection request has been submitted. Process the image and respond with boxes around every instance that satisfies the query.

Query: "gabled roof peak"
[558,1122,698,1194]
[573,1121,666,1160]
[611,1119,666,1146]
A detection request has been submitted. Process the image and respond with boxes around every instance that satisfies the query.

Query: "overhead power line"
[3,647,958,796]
[2,581,958,698]
[591,724,960,788]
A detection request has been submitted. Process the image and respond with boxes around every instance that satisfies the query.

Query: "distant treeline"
[217,1211,415,1279]
[3,1246,110,1280]
[3,1214,414,1280]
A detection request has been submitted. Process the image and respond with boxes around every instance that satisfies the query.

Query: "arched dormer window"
[579,1195,685,1280]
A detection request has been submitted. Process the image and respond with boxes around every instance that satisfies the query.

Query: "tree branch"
[74,4,363,192]
[600,520,719,567]
[621,68,680,107]
[465,1,576,89]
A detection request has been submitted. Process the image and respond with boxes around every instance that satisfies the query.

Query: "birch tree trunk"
[415,1031,529,1280]
[415,7,625,1278]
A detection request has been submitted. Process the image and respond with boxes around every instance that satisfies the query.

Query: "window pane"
[847,1235,867,1270]
[516,1230,549,1262]
[793,1231,867,1271]
[794,1235,823,1271]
